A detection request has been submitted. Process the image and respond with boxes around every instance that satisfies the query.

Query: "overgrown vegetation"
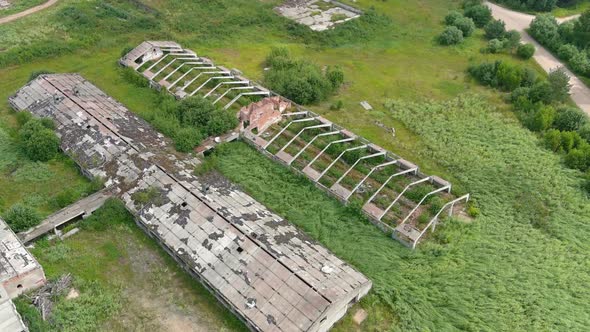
[205,92,590,330]
[493,0,588,12]
[529,11,590,78]
[121,68,237,152]
[263,47,344,104]
[469,60,590,176]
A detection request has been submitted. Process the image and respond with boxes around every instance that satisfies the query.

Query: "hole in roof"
[17,284,23,289]
[251,232,258,239]
[237,246,244,253]
[181,202,187,207]
[86,125,91,129]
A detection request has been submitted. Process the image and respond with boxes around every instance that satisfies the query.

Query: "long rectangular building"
[9,74,371,332]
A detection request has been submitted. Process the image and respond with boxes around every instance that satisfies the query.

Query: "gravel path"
[0,0,58,25]
[485,1,590,114]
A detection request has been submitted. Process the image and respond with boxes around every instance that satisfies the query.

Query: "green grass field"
[1,0,589,331]
[0,0,45,18]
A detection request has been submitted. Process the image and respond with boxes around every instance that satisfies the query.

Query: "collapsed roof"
[9,74,371,332]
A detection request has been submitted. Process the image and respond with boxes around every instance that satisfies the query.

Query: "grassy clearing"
[17,199,246,332]
[207,92,590,330]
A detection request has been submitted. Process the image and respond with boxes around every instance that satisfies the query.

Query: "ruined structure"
[240,96,291,133]
[276,1,361,31]
[0,0,10,10]
[10,74,371,332]
[1,217,45,332]
[120,41,470,248]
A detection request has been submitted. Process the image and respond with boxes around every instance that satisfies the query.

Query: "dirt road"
[485,1,590,114]
[0,0,58,25]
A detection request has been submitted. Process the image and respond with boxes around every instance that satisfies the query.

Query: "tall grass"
[208,94,590,331]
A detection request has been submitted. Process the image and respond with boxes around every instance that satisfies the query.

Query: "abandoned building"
[9,74,372,332]
[240,96,292,133]
[120,41,470,248]
[275,1,361,31]
[1,217,46,332]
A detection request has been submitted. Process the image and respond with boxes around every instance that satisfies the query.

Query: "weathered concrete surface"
[18,190,112,244]
[10,74,372,332]
[0,0,59,25]
[485,1,590,115]
[276,0,360,31]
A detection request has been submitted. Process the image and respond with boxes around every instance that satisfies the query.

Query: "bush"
[3,204,41,232]
[517,43,536,59]
[558,44,579,61]
[572,10,590,49]
[565,146,590,171]
[526,104,556,132]
[554,107,588,131]
[486,39,505,54]
[264,48,344,104]
[438,26,464,45]
[484,20,506,40]
[464,4,492,27]
[445,10,464,25]
[19,119,60,162]
[452,17,476,37]
[174,128,203,153]
[569,51,590,75]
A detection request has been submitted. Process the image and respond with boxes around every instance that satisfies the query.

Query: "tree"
[438,26,464,45]
[554,107,588,131]
[452,16,476,37]
[548,68,572,103]
[517,43,536,59]
[484,20,506,40]
[464,4,492,28]
[504,30,522,51]
[573,10,590,49]
[19,119,60,162]
[565,147,590,171]
[569,51,590,75]
[3,204,41,232]
[557,44,579,61]
[496,62,523,91]
[529,14,561,49]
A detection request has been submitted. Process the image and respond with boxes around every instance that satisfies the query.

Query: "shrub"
[438,26,464,45]
[174,128,203,153]
[526,104,556,132]
[464,4,492,27]
[558,44,579,61]
[528,81,553,104]
[484,20,506,40]
[452,17,476,37]
[565,146,590,171]
[3,204,41,232]
[579,123,590,142]
[554,107,588,131]
[569,51,590,75]
[517,43,536,59]
[486,39,504,54]
[496,62,524,91]
[445,10,464,25]
[19,119,60,162]
[264,48,344,104]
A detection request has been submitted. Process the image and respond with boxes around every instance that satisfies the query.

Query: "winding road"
[0,0,58,25]
[485,1,590,114]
